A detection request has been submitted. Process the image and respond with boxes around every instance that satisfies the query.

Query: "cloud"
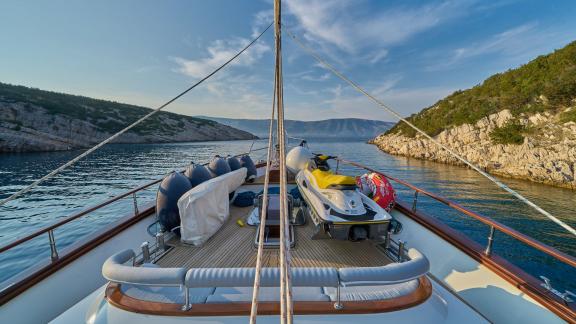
[251,9,273,38]
[285,0,475,53]
[449,23,537,63]
[365,49,389,64]
[301,72,331,82]
[427,21,576,71]
[319,83,454,120]
[172,37,270,79]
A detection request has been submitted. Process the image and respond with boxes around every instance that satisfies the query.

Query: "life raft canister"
[356,173,396,212]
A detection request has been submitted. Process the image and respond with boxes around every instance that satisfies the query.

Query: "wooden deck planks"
[157,204,390,269]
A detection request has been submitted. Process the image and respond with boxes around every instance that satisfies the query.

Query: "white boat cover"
[178,168,247,246]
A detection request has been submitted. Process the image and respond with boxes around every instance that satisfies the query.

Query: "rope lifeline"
[249,58,278,324]
[285,27,576,237]
[0,22,273,208]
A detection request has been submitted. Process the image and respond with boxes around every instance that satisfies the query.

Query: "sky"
[1,0,575,121]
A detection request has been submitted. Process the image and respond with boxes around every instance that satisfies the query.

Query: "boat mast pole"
[274,0,293,322]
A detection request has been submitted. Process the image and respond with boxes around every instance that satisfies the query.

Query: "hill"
[387,41,576,139]
[199,117,394,139]
[373,41,576,189]
[0,83,256,152]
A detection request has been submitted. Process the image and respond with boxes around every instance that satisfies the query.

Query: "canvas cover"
[178,168,247,246]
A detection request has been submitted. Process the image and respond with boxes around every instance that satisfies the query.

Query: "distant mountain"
[198,117,394,139]
[0,83,256,153]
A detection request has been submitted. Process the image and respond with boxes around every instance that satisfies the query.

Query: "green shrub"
[387,41,576,137]
[489,121,527,145]
[559,109,576,123]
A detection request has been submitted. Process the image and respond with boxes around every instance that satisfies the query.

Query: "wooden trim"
[0,149,259,306]
[337,158,576,268]
[395,201,576,323]
[0,206,155,306]
[0,149,257,255]
[105,277,432,316]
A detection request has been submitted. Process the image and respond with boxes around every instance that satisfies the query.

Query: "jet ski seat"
[311,169,357,190]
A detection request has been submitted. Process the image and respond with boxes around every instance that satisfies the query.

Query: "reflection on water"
[0,138,574,291]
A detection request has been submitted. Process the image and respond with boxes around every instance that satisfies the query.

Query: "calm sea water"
[0,138,574,292]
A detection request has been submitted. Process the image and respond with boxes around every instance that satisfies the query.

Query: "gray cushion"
[214,286,324,295]
[120,285,214,304]
[121,285,188,304]
[338,248,429,285]
[207,287,329,303]
[185,267,338,288]
[102,249,187,286]
[323,280,419,301]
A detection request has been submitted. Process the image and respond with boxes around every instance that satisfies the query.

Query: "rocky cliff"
[372,108,576,189]
[0,83,256,153]
[373,41,576,189]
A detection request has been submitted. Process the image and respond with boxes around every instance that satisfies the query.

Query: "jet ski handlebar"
[313,153,337,160]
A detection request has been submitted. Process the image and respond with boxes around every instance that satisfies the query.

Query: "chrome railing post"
[48,230,58,261]
[132,192,139,215]
[156,232,166,251]
[333,277,343,310]
[485,226,496,256]
[411,191,419,211]
[182,286,191,311]
[384,230,391,250]
[398,240,406,262]
[141,242,150,263]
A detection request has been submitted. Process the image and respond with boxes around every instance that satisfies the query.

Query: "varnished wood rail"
[0,180,161,254]
[0,148,267,255]
[0,148,265,306]
[336,158,576,269]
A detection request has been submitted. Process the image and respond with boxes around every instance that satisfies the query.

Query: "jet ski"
[287,145,391,242]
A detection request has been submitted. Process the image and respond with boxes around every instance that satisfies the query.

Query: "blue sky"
[1,0,575,121]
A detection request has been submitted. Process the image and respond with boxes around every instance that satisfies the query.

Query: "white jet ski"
[287,144,392,241]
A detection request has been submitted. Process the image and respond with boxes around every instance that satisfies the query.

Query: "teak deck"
[157,204,391,269]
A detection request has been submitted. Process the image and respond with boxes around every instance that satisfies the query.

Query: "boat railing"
[0,148,267,269]
[0,179,162,259]
[336,158,576,269]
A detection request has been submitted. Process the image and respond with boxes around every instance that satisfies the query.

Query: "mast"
[250,1,293,323]
[273,0,293,323]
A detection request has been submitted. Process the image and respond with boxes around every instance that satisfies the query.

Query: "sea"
[0,138,574,291]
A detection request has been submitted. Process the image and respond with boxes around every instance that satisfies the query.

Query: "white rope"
[0,23,272,208]
[285,27,576,237]
[249,69,277,324]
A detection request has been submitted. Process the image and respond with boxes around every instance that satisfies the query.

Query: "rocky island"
[0,83,256,153]
[372,41,576,189]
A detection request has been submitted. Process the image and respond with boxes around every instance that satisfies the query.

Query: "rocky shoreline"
[371,110,576,189]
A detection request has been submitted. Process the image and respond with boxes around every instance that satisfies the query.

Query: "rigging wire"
[249,57,278,324]
[285,27,576,238]
[0,22,273,209]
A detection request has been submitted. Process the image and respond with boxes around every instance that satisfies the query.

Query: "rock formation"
[372,109,576,189]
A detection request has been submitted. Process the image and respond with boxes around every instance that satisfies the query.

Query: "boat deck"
[156,204,391,269]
